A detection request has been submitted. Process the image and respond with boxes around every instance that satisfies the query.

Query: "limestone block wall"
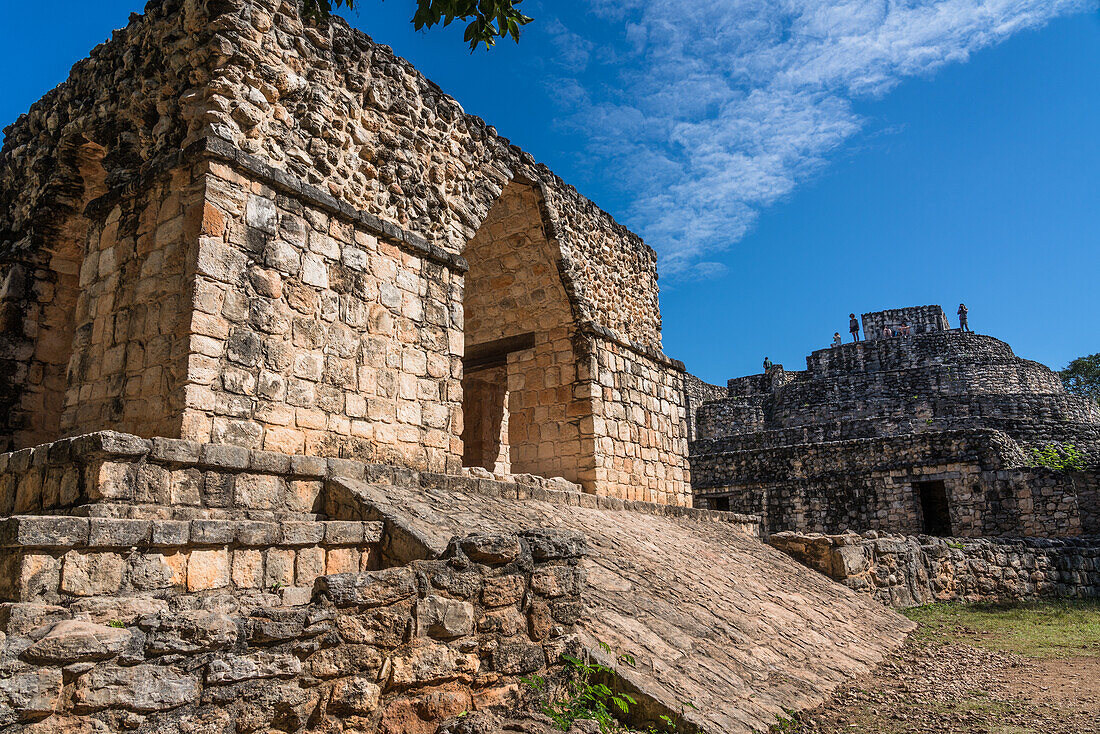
[0,530,587,733]
[0,514,382,604]
[180,154,464,472]
[770,531,1100,607]
[59,167,197,443]
[586,334,691,505]
[682,373,725,442]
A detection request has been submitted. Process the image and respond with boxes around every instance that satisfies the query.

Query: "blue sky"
[3,1,1098,384]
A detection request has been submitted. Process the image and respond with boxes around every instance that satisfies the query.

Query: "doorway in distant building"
[915,480,952,536]
[711,496,730,512]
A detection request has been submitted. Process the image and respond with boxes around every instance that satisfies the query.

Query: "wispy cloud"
[545,0,1095,276]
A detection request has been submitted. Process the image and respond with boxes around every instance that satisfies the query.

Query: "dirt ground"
[771,600,1100,734]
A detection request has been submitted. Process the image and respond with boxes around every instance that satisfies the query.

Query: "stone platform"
[334,477,913,734]
[691,309,1100,537]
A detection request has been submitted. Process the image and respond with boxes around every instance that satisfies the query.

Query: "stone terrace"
[691,306,1100,537]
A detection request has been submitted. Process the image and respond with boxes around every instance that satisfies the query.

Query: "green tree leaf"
[301,0,533,51]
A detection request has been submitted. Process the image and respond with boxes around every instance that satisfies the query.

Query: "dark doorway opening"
[915,480,952,536]
[711,496,730,512]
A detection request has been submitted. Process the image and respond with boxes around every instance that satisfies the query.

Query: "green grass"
[904,599,1100,658]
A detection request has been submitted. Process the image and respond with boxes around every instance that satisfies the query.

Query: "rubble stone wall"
[0,0,210,452]
[0,530,587,733]
[682,373,725,442]
[692,430,1098,537]
[770,531,1100,607]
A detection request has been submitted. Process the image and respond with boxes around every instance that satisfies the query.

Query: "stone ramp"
[334,478,914,734]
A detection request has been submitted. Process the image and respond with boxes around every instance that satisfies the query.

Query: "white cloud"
[546,0,1096,275]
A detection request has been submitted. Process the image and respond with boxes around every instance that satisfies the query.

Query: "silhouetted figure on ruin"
[958,303,970,332]
[849,314,860,342]
[832,332,842,347]
[763,357,773,371]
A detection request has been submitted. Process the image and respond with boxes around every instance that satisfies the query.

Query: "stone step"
[0,515,383,605]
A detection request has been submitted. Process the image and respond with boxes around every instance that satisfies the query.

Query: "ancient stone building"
[691,305,1100,537]
[0,3,929,732]
[0,0,689,506]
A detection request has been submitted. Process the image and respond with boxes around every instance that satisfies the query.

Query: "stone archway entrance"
[459,180,582,481]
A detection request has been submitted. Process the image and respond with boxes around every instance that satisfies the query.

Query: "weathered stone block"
[0,669,63,721]
[388,640,479,687]
[481,574,525,607]
[327,676,381,714]
[318,567,417,607]
[415,595,475,639]
[88,518,151,547]
[23,619,131,663]
[456,534,521,565]
[187,549,230,591]
[61,552,125,597]
[522,529,587,560]
[206,652,302,684]
[73,664,199,712]
[491,641,545,675]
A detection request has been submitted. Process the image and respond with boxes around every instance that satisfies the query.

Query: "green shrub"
[521,642,695,733]
[1029,443,1085,472]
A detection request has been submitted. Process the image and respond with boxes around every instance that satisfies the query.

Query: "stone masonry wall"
[181,154,464,473]
[587,337,690,505]
[59,168,196,443]
[0,529,587,733]
[770,531,1100,607]
[692,429,1098,537]
[193,0,662,349]
[682,373,725,443]
[861,305,950,339]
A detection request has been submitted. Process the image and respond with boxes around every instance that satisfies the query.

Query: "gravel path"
[777,634,1100,733]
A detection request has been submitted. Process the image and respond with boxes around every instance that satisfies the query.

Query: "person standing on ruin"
[958,303,970,332]
[849,314,860,342]
[763,357,773,371]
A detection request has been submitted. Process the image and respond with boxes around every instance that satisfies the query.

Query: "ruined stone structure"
[0,0,689,505]
[770,531,1100,608]
[0,2,919,732]
[691,306,1100,537]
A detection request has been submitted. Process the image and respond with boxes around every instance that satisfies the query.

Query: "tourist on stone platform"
[898,323,911,338]
[832,332,842,347]
[882,326,893,339]
[763,357,773,371]
[849,314,860,342]
[958,303,970,332]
